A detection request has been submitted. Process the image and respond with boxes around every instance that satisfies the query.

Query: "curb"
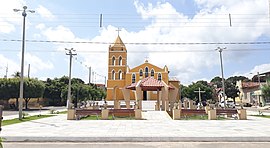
[3,136,270,142]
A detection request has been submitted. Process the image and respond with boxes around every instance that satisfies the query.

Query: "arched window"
[139,69,143,77]
[112,70,115,80]
[151,69,154,77]
[112,56,116,66]
[145,67,149,77]
[158,73,162,81]
[119,56,122,66]
[118,70,122,80]
[132,73,136,83]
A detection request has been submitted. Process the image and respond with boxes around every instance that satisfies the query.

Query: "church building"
[106,35,180,110]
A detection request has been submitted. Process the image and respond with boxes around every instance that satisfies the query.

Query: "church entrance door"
[143,91,147,100]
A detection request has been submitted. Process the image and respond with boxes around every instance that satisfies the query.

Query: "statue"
[104,101,108,109]
[173,102,178,109]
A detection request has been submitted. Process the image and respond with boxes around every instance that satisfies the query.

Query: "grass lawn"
[57,110,67,114]
[2,115,55,126]
[81,115,135,120]
[251,115,270,119]
[181,115,227,120]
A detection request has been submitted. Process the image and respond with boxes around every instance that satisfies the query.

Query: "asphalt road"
[2,142,270,148]
[2,106,66,116]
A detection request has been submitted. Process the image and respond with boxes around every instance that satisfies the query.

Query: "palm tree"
[12,71,20,78]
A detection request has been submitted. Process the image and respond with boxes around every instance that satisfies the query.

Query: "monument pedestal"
[135,109,142,120]
[101,109,109,120]
[67,109,75,120]
[172,109,181,120]
[208,109,216,120]
[237,109,247,120]
[205,106,210,114]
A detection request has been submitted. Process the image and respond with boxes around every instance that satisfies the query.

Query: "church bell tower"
[106,35,127,100]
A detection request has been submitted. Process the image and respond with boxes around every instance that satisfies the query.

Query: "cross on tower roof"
[116,27,121,36]
[144,56,149,62]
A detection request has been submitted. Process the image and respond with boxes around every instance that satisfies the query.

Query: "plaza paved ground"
[3,142,270,148]
[1,106,270,142]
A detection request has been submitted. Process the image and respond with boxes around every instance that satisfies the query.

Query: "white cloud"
[42,25,75,41]
[36,23,46,30]
[128,1,269,84]
[0,54,20,78]
[0,0,25,34]
[238,63,270,79]
[36,5,55,20]
[24,53,54,75]
[20,0,269,85]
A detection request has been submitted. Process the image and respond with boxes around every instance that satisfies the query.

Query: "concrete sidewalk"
[2,107,66,120]
[1,111,270,142]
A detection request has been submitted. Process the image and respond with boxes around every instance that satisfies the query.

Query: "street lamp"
[216,47,227,107]
[14,6,35,120]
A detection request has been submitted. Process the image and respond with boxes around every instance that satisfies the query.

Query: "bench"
[75,109,101,120]
[181,109,207,116]
[216,109,238,117]
[100,105,134,109]
[109,109,135,118]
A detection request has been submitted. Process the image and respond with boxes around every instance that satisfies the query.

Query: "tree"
[262,80,270,101]
[0,78,11,100]
[225,76,250,103]
[43,78,66,106]
[12,71,21,78]
[23,78,45,109]
[226,76,250,84]
[0,78,45,110]
[181,81,213,103]
[57,76,106,107]
[210,76,222,88]
[210,76,250,103]
[0,78,19,109]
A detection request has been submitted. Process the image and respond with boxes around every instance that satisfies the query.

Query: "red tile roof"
[242,82,260,89]
[126,77,164,91]
[140,77,164,91]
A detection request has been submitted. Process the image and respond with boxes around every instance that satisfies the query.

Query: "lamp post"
[14,6,35,120]
[216,47,226,107]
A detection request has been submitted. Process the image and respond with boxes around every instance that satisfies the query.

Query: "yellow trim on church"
[106,35,180,101]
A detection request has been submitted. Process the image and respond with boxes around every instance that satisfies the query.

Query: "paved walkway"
[2,107,66,120]
[142,111,171,120]
[1,110,270,142]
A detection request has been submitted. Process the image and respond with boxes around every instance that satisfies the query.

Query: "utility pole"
[14,6,35,120]
[89,66,91,86]
[27,64,30,78]
[104,76,107,87]
[194,87,205,107]
[92,71,95,84]
[216,47,227,107]
[65,48,77,109]
[5,64,8,79]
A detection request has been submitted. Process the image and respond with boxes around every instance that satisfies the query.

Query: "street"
[2,142,270,148]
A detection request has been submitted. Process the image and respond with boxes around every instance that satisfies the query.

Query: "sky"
[0,0,270,85]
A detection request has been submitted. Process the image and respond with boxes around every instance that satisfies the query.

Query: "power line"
[2,39,270,45]
[73,56,105,84]
[1,48,270,53]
